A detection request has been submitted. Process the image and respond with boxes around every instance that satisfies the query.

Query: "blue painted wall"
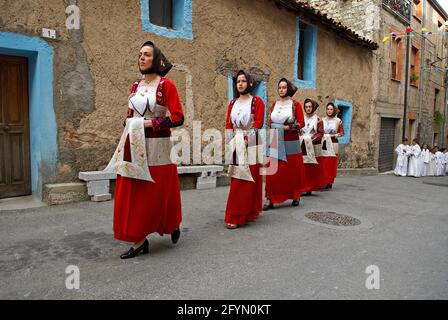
[140,0,193,40]
[294,17,317,89]
[0,32,57,195]
[335,99,353,145]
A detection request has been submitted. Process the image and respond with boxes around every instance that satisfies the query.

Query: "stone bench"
[78,171,116,202]
[78,165,224,201]
[177,165,224,190]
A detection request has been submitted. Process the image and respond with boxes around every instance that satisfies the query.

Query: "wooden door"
[0,55,31,199]
[378,118,396,173]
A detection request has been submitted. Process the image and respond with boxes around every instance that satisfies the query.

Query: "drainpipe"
[403,24,411,140]
[417,0,426,142]
[443,68,448,146]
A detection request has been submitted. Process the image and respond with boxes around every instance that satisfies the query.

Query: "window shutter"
[150,0,173,28]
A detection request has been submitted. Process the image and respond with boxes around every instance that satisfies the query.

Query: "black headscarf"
[140,41,173,76]
[234,70,257,97]
[278,78,298,98]
[303,98,319,114]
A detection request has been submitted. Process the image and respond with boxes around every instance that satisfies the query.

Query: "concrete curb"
[337,168,378,176]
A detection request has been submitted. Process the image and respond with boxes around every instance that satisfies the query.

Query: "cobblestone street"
[1,174,447,299]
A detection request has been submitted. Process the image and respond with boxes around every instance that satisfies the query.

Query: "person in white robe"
[407,138,422,177]
[394,138,410,177]
[420,144,430,177]
[444,149,448,175]
[428,147,437,176]
[435,147,446,176]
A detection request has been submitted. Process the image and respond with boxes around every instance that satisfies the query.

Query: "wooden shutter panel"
[150,0,173,28]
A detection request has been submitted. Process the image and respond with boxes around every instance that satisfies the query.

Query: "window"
[412,0,422,21]
[390,32,403,81]
[140,0,193,40]
[297,21,307,81]
[410,44,420,87]
[434,88,440,115]
[437,20,445,58]
[334,100,353,145]
[433,132,439,146]
[294,17,317,89]
[150,0,173,28]
[408,119,416,140]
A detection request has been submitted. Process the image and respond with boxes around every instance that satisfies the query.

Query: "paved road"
[0,174,447,299]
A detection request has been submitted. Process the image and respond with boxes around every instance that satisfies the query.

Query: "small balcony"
[382,0,411,25]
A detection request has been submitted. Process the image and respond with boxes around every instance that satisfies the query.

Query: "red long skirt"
[265,153,305,204]
[225,164,263,225]
[114,164,182,242]
[319,155,339,186]
[113,136,181,243]
[302,159,325,193]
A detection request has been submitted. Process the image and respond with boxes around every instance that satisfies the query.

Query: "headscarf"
[234,70,257,97]
[303,98,319,114]
[140,41,173,76]
[326,102,339,118]
[278,78,298,98]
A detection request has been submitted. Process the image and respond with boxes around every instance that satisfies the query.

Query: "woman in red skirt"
[224,70,265,229]
[113,41,184,259]
[319,102,344,189]
[263,78,305,210]
[300,98,325,195]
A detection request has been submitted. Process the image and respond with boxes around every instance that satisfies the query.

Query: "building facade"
[302,0,448,172]
[0,0,378,202]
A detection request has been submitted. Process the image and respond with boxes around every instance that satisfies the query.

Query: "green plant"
[434,110,445,128]
[410,74,419,82]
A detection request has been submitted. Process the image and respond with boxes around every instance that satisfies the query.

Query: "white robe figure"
[445,152,448,174]
[421,149,431,177]
[417,150,426,177]
[407,144,422,177]
[394,144,410,176]
[428,152,437,176]
[435,151,446,176]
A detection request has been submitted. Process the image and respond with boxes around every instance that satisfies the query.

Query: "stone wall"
[303,0,448,157]
[301,0,381,41]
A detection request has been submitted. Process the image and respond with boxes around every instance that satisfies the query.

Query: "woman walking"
[224,70,265,229]
[264,78,305,210]
[319,102,344,189]
[300,98,325,195]
[111,41,184,259]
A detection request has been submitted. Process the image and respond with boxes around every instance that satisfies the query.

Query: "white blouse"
[302,114,318,135]
[323,117,339,134]
[271,99,293,124]
[230,98,252,128]
[129,81,158,118]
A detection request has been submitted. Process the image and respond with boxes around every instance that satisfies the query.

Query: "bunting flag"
[381,28,446,43]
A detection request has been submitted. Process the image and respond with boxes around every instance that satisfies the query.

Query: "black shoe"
[291,199,300,206]
[120,239,149,259]
[328,184,333,189]
[263,203,274,211]
[171,228,181,244]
